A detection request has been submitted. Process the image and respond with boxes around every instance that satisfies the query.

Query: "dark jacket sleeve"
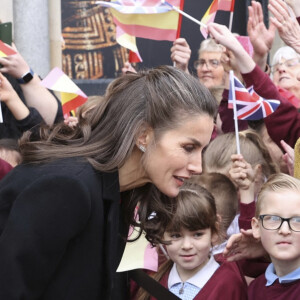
[15,107,44,133]
[0,175,91,299]
[242,65,300,148]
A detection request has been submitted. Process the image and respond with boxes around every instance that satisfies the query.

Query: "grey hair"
[198,38,225,57]
[272,46,300,66]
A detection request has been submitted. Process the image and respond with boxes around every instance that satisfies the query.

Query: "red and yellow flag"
[0,41,16,57]
[40,67,88,117]
[97,0,183,62]
[200,0,235,38]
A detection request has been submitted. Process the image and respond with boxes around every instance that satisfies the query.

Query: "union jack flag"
[96,0,173,14]
[228,72,280,120]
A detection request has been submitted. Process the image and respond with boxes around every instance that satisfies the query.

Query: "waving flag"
[117,228,158,272]
[97,0,174,13]
[117,207,158,272]
[228,72,280,120]
[97,0,182,62]
[200,0,235,38]
[0,40,16,57]
[218,0,235,11]
[41,67,87,117]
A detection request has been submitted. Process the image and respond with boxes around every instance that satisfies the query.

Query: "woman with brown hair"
[0,65,217,299]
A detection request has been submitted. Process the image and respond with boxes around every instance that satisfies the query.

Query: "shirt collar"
[266,263,300,286]
[168,255,220,289]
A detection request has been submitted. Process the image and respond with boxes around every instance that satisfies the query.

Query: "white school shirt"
[168,255,220,300]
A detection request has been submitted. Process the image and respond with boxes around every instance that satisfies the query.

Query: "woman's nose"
[187,156,202,175]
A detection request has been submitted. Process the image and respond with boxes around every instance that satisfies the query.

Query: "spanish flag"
[97,0,183,62]
[40,67,87,117]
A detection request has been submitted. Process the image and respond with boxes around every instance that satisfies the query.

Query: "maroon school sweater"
[0,158,13,180]
[248,273,300,299]
[150,262,248,300]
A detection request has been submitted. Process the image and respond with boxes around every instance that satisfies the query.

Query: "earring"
[139,145,146,153]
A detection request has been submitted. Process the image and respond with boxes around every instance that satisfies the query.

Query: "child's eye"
[194,232,204,238]
[170,233,181,239]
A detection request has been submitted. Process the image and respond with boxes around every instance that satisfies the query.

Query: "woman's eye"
[183,145,195,153]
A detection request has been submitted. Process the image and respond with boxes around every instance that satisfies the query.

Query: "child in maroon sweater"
[135,183,247,300]
[249,174,300,299]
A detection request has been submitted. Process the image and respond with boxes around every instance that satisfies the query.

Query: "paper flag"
[40,67,87,116]
[0,40,16,57]
[236,36,253,57]
[117,226,158,272]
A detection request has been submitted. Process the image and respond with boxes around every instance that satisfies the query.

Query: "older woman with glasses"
[271,46,300,108]
[209,22,300,149]
[171,37,226,89]
[194,38,226,89]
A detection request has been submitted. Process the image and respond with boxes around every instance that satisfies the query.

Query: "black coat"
[0,157,128,299]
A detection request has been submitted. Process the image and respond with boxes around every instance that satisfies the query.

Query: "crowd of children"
[127,0,300,298]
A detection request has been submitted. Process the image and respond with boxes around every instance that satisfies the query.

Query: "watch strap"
[17,68,34,84]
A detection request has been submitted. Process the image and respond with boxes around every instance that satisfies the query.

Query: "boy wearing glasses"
[249,173,300,299]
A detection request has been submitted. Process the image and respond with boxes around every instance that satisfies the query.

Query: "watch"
[17,68,34,84]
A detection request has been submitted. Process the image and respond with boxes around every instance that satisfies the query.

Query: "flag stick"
[230,71,241,155]
[0,103,3,123]
[229,11,234,31]
[159,244,170,259]
[162,0,207,28]
[176,0,185,38]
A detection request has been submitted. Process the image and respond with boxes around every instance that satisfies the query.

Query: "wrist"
[17,68,34,84]
[233,48,256,74]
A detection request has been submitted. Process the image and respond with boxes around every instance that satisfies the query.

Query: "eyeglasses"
[194,59,221,70]
[259,214,300,232]
[271,58,300,74]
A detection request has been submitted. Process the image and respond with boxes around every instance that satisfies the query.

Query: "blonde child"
[249,174,300,298]
[204,130,278,230]
[136,183,247,300]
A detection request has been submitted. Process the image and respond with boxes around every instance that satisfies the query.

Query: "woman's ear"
[135,124,153,151]
[251,217,261,239]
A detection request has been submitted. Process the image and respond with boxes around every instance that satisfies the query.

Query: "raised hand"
[268,0,300,53]
[223,229,267,261]
[247,1,276,68]
[0,43,31,79]
[170,38,191,73]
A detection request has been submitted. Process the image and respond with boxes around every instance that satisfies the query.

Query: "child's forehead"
[260,190,300,213]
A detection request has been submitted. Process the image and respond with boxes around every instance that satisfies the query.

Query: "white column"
[0,0,13,23]
[13,0,50,77]
[49,0,62,70]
